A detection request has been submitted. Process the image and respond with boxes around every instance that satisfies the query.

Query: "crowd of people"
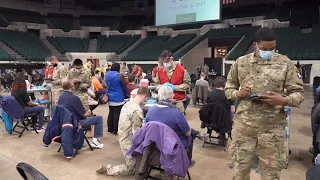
[3,27,319,180]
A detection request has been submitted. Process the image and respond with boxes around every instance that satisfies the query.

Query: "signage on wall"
[61,0,76,9]
[44,0,61,8]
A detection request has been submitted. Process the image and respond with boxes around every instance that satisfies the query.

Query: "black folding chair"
[11,113,39,138]
[57,128,93,157]
[16,162,49,180]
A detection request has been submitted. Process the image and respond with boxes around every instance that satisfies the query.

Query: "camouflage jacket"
[225,52,304,127]
[67,68,92,93]
[51,63,68,92]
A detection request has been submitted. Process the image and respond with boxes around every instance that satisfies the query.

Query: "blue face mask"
[257,46,275,60]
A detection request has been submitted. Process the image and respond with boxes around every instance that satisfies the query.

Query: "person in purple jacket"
[146,86,195,166]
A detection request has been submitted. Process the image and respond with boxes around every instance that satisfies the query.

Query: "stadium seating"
[80,15,116,27]
[0,48,14,61]
[48,13,74,32]
[123,34,196,61]
[175,27,258,60]
[0,8,45,24]
[116,16,146,33]
[275,27,320,60]
[0,29,49,61]
[47,37,89,53]
[97,35,140,54]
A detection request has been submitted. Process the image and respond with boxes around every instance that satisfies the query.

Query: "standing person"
[126,73,138,97]
[155,50,191,113]
[152,58,163,83]
[120,62,129,75]
[97,87,149,176]
[67,59,92,114]
[196,64,202,79]
[105,63,127,135]
[203,64,209,80]
[132,63,142,82]
[225,27,304,180]
[49,56,68,106]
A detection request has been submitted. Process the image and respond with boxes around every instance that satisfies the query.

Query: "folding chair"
[57,127,93,158]
[202,127,231,149]
[11,113,39,138]
[16,162,49,180]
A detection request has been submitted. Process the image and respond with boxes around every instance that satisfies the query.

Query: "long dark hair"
[12,72,27,93]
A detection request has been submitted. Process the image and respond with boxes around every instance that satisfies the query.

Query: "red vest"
[158,64,185,100]
[152,66,163,77]
[133,66,142,78]
[45,66,54,78]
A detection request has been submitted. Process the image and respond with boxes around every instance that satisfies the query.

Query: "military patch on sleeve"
[297,73,302,79]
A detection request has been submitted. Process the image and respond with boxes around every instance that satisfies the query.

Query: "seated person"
[11,72,45,132]
[92,70,107,96]
[58,79,104,149]
[145,86,195,165]
[126,73,138,97]
[206,76,235,144]
[207,76,235,113]
[195,73,209,88]
[97,87,150,176]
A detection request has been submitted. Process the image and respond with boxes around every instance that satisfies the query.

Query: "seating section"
[0,30,49,61]
[123,34,196,61]
[175,27,258,60]
[276,27,320,60]
[48,13,74,32]
[0,8,44,24]
[97,35,140,54]
[47,37,89,53]
[0,48,14,61]
[80,15,116,27]
[117,16,146,33]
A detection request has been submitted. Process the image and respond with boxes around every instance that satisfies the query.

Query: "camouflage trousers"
[175,100,185,113]
[229,121,286,180]
[74,91,89,114]
[107,138,135,176]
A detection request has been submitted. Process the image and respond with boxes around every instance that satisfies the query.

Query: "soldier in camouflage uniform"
[49,56,68,106]
[154,50,191,113]
[96,87,149,176]
[67,59,92,113]
[225,27,304,180]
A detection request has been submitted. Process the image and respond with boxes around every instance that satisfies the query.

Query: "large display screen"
[155,0,221,26]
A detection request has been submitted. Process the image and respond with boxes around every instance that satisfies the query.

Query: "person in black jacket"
[207,76,235,114]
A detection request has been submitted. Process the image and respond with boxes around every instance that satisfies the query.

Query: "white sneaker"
[90,140,104,149]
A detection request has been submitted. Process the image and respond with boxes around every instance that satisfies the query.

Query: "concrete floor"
[0,86,314,180]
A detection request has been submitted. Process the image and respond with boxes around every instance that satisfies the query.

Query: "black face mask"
[53,64,58,67]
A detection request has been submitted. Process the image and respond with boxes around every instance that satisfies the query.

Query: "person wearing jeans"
[58,79,104,149]
[11,72,45,132]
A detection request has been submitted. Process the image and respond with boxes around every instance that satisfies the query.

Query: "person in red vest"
[155,50,191,112]
[132,63,142,80]
[152,58,164,83]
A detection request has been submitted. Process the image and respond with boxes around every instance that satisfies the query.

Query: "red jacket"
[158,64,186,100]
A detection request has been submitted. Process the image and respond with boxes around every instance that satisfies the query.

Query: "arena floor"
[0,85,314,180]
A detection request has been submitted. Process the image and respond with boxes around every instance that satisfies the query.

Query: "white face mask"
[164,63,172,69]
[256,45,275,61]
